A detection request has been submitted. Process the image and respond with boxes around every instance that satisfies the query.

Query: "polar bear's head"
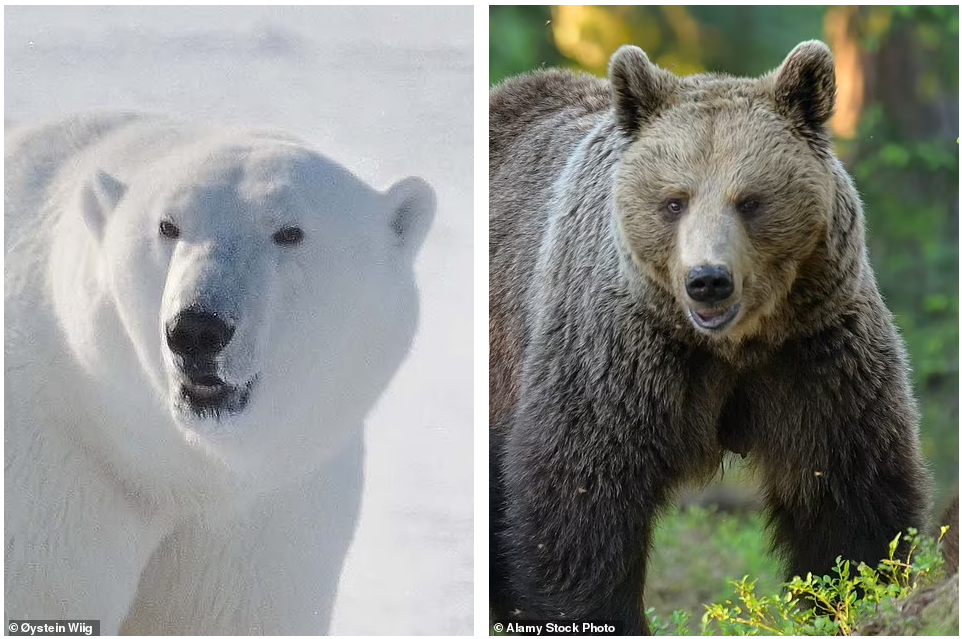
[79,132,433,471]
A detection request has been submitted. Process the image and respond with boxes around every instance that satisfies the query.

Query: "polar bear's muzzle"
[178,376,256,418]
[165,309,256,418]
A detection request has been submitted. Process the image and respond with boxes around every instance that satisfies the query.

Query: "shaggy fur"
[489,41,930,634]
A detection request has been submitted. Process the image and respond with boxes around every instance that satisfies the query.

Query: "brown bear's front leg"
[492,331,702,637]
[498,411,662,634]
[756,312,930,582]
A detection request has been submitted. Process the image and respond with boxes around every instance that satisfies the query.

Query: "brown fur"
[489,42,931,634]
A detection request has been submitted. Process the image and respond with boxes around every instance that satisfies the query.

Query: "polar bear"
[4,113,434,634]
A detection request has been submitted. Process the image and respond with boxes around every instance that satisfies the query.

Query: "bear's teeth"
[688,303,741,331]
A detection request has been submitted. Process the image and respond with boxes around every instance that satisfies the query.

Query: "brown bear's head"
[612,41,840,346]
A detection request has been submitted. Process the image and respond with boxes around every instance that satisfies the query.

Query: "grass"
[646,503,779,634]
[647,504,778,620]
[646,503,953,635]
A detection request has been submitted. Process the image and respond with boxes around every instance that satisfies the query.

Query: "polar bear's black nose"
[166,310,234,358]
[686,265,734,303]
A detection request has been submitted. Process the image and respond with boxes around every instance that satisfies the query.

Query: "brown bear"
[489,41,931,634]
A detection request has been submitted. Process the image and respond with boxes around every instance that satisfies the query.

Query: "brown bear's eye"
[665,199,686,217]
[737,199,762,217]
[159,220,180,239]
[273,226,304,246]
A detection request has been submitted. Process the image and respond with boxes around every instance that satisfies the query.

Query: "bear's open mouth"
[179,375,257,419]
[688,303,741,332]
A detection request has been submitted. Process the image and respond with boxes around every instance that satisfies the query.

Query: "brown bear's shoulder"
[490,68,610,119]
[490,69,610,174]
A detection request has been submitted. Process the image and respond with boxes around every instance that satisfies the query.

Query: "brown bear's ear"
[773,40,836,131]
[609,45,675,135]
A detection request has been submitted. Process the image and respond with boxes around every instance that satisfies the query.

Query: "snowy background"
[4,6,473,635]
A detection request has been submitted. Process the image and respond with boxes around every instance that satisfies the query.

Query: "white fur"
[4,113,434,634]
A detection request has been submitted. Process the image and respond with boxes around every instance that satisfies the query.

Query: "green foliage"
[647,607,691,636]
[489,6,558,84]
[697,528,948,636]
[645,507,952,635]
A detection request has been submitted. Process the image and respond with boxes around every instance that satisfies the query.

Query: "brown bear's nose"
[686,265,734,303]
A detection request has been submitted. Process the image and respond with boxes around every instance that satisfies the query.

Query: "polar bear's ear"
[82,170,126,242]
[772,40,836,131]
[385,176,435,257]
[609,45,676,136]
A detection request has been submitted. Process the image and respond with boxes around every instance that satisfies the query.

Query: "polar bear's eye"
[273,226,304,246]
[159,220,180,239]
